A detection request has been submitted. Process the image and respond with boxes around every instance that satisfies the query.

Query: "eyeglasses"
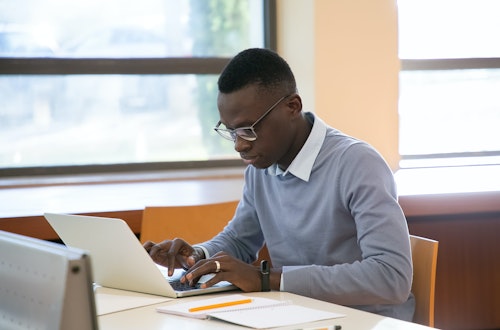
[214,94,291,142]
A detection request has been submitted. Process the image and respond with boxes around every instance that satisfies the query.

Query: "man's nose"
[234,136,251,152]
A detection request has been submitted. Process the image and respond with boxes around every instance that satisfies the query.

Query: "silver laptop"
[44,213,237,298]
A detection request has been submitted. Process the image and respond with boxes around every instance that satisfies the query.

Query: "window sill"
[0,166,247,189]
[1,164,499,240]
[395,164,500,216]
[0,167,246,218]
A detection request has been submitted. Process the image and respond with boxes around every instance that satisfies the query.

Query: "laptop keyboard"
[157,265,205,291]
[169,279,202,291]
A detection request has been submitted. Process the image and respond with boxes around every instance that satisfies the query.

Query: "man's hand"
[183,251,263,292]
[143,238,203,276]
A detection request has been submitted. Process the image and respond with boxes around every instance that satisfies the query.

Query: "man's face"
[216,85,300,169]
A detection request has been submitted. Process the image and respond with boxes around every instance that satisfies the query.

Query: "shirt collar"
[267,112,326,182]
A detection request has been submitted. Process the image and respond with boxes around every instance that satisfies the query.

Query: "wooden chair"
[410,234,439,327]
[141,200,270,265]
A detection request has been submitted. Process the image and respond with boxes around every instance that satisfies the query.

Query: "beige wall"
[276,0,400,170]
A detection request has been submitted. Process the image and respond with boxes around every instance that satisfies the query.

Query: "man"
[144,48,415,320]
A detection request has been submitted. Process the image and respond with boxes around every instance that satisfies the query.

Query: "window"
[0,0,275,176]
[398,0,500,168]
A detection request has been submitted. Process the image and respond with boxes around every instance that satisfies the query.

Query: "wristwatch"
[260,260,270,292]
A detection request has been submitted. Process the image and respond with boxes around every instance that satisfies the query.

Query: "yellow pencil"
[188,298,253,312]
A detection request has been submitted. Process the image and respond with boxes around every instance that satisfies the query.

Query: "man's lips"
[240,154,257,164]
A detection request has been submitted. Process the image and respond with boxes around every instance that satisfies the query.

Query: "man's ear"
[287,93,303,117]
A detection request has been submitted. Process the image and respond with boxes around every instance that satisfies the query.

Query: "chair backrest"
[141,201,270,265]
[410,234,439,327]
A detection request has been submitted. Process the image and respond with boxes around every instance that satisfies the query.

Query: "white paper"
[156,294,287,319]
[156,294,344,328]
[211,304,344,329]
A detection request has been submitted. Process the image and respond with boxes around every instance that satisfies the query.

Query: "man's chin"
[241,158,255,166]
[241,157,271,169]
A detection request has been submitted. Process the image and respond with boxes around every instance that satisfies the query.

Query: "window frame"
[399,57,500,167]
[0,0,277,178]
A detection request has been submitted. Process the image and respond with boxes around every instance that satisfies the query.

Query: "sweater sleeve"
[198,167,265,264]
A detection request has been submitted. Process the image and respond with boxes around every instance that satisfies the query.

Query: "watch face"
[260,260,270,291]
[261,260,269,272]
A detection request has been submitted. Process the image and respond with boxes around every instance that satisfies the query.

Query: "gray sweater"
[201,113,415,320]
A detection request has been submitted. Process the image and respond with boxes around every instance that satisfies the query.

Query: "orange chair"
[410,234,439,327]
[141,201,270,266]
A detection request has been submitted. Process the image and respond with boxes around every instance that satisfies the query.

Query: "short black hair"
[218,48,297,95]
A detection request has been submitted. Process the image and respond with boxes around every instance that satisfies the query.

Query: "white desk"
[97,291,435,330]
